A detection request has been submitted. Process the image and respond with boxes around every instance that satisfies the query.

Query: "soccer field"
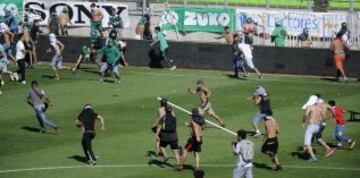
[0,64,359,178]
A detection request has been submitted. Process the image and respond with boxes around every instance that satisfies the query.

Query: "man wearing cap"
[250,86,271,137]
[75,104,105,166]
[59,7,72,36]
[155,106,181,169]
[179,108,205,171]
[261,110,282,171]
[188,79,225,127]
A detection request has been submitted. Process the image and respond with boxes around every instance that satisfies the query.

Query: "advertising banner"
[236,9,347,37]
[161,7,236,33]
[23,0,130,28]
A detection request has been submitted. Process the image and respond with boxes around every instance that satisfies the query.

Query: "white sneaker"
[13,73,19,81]
[0,80,4,85]
[9,74,15,81]
[21,80,26,85]
[170,66,176,70]
[253,131,262,137]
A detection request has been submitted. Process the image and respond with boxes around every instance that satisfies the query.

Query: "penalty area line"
[0,164,360,174]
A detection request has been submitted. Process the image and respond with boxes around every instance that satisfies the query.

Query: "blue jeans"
[334,124,350,144]
[34,105,57,130]
[233,56,245,77]
[252,112,266,127]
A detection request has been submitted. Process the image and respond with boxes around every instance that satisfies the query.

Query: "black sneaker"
[275,165,283,171]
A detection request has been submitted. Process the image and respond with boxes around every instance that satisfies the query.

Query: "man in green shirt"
[150,26,176,70]
[99,42,125,84]
[271,22,287,47]
[72,45,92,72]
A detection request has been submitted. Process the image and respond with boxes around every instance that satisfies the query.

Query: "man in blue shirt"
[5,10,19,33]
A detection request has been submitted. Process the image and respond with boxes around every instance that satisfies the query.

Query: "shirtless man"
[216,26,233,44]
[59,7,72,36]
[150,98,168,158]
[330,33,350,83]
[188,79,225,127]
[303,95,334,157]
[261,110,282,171]
[0,23,15,63]
[243,18,257,46]
[179,108,205,171]
[90,3,104,37]
[302,95,323,162]
[48,33,69,80]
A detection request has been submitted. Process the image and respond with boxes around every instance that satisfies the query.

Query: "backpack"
[240,139,254,162]
[161,115,176,133]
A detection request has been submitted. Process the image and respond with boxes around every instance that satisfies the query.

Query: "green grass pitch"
[0,63,359,178]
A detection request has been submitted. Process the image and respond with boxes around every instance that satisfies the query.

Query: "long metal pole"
[350,0,354,12]
[266,0,271,10]
[157,97,237,136]
[307,0,311,11]
[142,0,146,16]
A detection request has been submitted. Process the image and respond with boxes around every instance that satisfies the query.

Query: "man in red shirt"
[328,100,356,149]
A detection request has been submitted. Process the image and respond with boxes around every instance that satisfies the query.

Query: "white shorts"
[304,124,320,145]
[51,54,63,70]
[244,56,255,69]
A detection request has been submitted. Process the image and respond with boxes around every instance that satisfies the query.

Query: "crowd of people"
[0,3,357,178]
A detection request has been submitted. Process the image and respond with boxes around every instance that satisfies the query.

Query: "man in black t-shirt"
[155,106,181,170]
[250,86,272,137]
[75,104,105,166]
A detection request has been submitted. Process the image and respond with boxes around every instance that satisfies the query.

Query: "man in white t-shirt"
[15,33,28,84]
[237,36,263,79]
[232,130,254,178]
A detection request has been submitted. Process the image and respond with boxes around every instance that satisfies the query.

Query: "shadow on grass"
[21,126,55,135]
[320,77,338,82]
[290,146,309,160]
[253,162,273,170]
[41,75,55,79]
[224,74,248,81]
[68,155,88,164]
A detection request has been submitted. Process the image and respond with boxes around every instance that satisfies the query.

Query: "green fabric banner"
[0,0,23,22]
[161,7,236,33]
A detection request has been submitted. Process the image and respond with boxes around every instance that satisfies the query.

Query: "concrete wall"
[36,36,360,77]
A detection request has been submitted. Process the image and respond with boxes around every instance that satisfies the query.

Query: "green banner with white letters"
[161,7,236,33]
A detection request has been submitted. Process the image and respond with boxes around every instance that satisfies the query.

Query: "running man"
[328,100,356,149]
[99,42,124,84]
[237,36,262,79]
[302,95,334,157]
[49,33,69,80]
[188,79,225,127]
[75,104,105,166]
[15,33,28,84]
[250,86,271,137]
[27,80,59,134]
[330,33,350,83]
[0,44,18,86]
[232,130,254,178]
[90,3,103,37]
[179,108,205,171]
[150,26,176,70]
[302,95,323,162]
[232,34,247,78]
[155,106,181,170]
[72,45,101,72]
[0,22,15,62]
[261,110,282,171]
[150,98,168,158]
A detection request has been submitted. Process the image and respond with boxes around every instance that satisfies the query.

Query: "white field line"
[1,163,360,174]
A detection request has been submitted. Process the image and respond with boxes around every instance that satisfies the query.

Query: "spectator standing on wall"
[338,22,351,46]
[216,26,233,44]
[108,7,124,38]
[48,12,60,35]
[4,10,19,34]
[271,21,287,47]
[90,3,104,38]
[135,14,151,40]
[243,18,257,46]
[297,28,312,48]
[330,33,350,83]
[59,7,73,36]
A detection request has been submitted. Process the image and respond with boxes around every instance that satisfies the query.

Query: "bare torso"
[306,104,323,125]
[197,86,209,106]
[59,13,70,26]
[244,23,257,35]
[265,119,278,138]
[331,38,345,56]
[224,33,234,44]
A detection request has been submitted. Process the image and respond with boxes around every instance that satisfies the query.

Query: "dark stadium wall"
[35,36,360,76]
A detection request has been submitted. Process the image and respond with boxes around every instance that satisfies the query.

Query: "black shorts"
[261,137,278,155]
[185,136,202,153]
[160,140,179,150]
